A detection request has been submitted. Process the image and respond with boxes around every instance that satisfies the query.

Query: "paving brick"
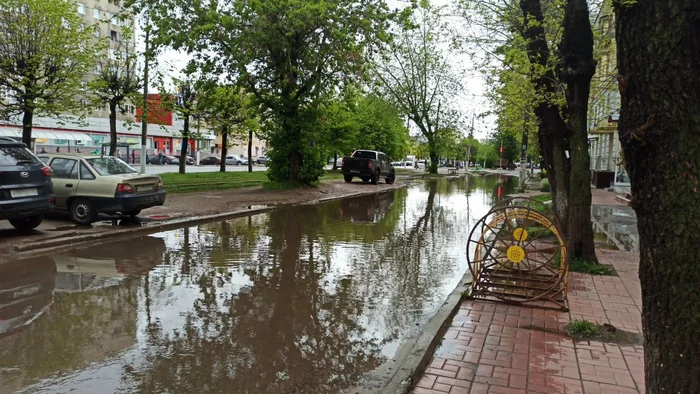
[436,376,471,388]
[411,249,645,394]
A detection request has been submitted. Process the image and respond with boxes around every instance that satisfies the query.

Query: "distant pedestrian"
[56,147,60,153]
[76,147,81,153]
[40,147,47,153]
[131,150,136,164]
[117,149,122,160]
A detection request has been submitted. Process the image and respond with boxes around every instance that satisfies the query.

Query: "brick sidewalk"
[413,249,645,394]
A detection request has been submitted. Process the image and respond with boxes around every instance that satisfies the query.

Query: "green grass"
[161,170,346,194]
[565,319,599,338]
[569,258,617,276]
[564,319,643,345]
[530,193,552,203]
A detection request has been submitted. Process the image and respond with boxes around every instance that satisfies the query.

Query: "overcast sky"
[135,0,495,140]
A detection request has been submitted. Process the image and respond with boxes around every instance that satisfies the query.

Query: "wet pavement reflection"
[0,175,517,394]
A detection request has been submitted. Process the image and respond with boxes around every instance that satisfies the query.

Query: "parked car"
[0,137,54,231]
[151,154,179,165]
[186,156,195,165]
[199,156,222,165]
[39,154,166,224]
[341,150,396,185]
[225,155,248,165]
[256,156,269,165]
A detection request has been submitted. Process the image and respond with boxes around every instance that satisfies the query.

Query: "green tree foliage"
[138,0,401,184]
[374,2,462,174]
[196,85,258,172]
[491,131,519,166]
[320,92,410,168]
[90,28,142,157]
[353,94,410,161]
[0,0,98,145]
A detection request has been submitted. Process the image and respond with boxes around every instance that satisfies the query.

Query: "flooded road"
[0,175,518,394]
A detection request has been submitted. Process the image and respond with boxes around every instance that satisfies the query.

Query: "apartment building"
[587,2,629,190]
[0,1,215,154]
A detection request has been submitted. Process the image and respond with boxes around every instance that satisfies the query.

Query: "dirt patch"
[522,323,643,346]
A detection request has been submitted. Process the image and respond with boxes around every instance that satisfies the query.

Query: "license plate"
[10,188,38,198]
[136,185,152,192]
[350,170,360,173]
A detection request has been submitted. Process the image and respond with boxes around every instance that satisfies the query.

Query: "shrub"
[539,168,547,179]
[566,319,598,338]
[569,259,616,276]
[539,178,550,192]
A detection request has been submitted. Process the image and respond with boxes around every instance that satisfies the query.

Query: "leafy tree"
[353,94,410,162]
[491,131,519,167]
[90,28,142,156]
[462,0,599,261]
[161,78,200,174]
[197,84,257,173]
[615,0,700,390]
[374,2,462,174]
[318,94,360,170]
[0,0,98,145]
[140,0,401,184]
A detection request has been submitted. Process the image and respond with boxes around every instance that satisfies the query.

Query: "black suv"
[0,137,54,231]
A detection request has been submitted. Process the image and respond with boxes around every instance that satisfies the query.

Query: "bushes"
[539,168,547,179]
[539,178,550,192]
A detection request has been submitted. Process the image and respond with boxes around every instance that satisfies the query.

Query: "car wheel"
[386,173,396,184]
[125,209,142,217]
[344,175,353,183]
[9,215,43,232]
[70,198,98,224]
[237,161,242,165]
[371,171,380,185]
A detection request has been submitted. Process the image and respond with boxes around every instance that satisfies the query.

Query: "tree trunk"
[179,115,189,174]
[560,0,597,262]
[332,152,338,170]
[219,128,228,173]
[248,129,253,173]
[616,0,700,391]
[520,0,571,233]
[427,136,438,174]
[109,101,118,156]
[21,108,33,148]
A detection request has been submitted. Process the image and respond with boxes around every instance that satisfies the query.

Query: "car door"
[49,158,79,209]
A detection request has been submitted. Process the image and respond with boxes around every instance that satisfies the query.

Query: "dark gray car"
[0,137,54,231]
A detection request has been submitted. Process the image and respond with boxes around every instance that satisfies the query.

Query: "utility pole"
[139,25,150,175]
[519,127,529,192]
[466,114,474,168]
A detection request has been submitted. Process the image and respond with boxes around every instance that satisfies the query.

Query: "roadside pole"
[519,131,529,192]
[140,26,150,175]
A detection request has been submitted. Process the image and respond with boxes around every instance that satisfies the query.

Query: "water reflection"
[591,205,639,252]
[0,176,517,393]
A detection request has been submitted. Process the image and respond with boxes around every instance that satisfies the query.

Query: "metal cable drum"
[466,197,569,310]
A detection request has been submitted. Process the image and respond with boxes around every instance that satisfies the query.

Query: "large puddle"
[0,175,518,393]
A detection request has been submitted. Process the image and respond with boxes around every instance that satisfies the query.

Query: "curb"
[8,183,409,260]
[381,271,471,394]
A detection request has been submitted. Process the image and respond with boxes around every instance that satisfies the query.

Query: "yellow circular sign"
[513,228,528,242]
[507,245,526,263]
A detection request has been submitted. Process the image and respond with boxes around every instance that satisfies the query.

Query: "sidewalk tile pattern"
[414,250,645,394]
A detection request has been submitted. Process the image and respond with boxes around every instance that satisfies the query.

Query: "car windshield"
[0,146,41,166]
[353,151,377,159]
[86,157,138,175]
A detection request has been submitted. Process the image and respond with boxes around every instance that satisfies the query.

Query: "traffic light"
[499,146,503,153]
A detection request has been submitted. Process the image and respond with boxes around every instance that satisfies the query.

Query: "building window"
[80,81,87,91]
[94,27,100,38]
[110,30,118,41]
[93,9,100,19]
[104,12,112,22]
[78,3,85,14]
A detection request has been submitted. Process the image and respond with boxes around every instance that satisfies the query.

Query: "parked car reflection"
[339,192,395,223]
[0,256,56,338]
